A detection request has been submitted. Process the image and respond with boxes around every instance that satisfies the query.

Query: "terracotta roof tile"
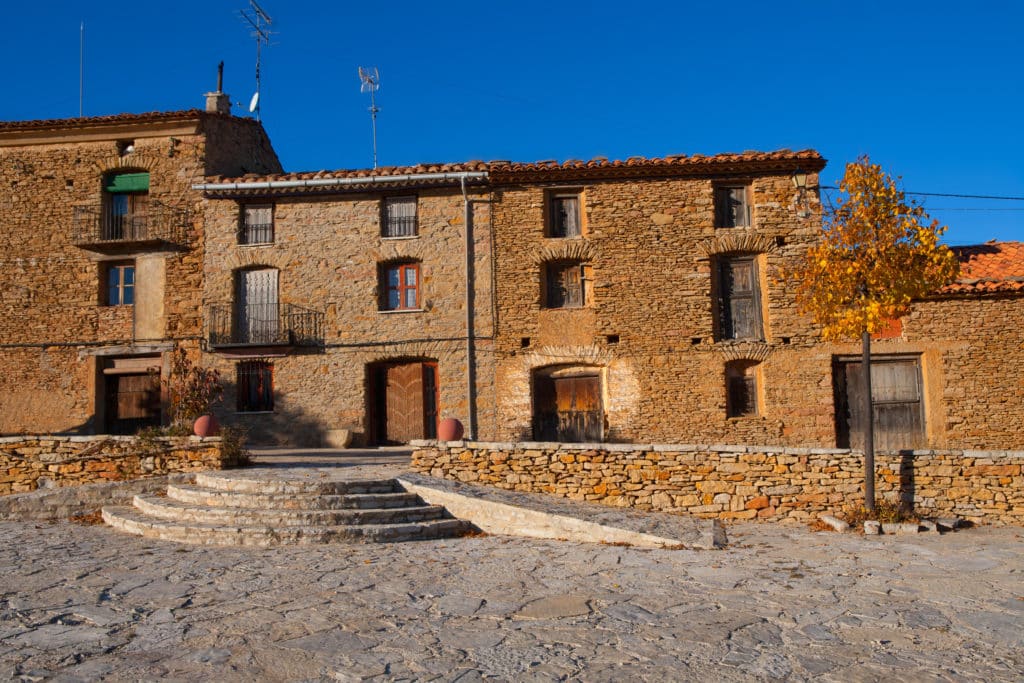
[0,109,256,132]
[938,242,1024,295]
[208,149,824,186]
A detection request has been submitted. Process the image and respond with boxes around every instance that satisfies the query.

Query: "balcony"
[72,204,191,253]
[208,303,324,349]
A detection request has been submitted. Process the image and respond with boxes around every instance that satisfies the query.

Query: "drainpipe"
[461,176,478,441]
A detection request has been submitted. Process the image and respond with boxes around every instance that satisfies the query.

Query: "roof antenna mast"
[358,67,381,169]
[239,0,273,120]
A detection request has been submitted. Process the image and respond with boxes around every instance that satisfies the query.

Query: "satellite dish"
[248,92,260,113]
[358,66,380,92]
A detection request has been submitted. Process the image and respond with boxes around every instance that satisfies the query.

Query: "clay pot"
[437,418,464,442]
[193,414,220,438]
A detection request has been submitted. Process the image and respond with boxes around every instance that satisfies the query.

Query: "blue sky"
[3,1,1021,245]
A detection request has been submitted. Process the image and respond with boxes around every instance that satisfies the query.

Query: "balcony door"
[102,171,149,240]
[237,268,279,344]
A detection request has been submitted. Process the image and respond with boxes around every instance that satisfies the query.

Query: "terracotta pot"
[437,418,464,442]
[193,414,220,438]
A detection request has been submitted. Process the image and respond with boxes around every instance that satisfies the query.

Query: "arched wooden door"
[369,361,438,444]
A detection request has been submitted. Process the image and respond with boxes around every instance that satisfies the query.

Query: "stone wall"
[413,442,1024,526]
[0,435,232,495]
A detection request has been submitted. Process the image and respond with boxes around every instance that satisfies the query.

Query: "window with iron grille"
[547,192,582,238]
[105,261,135,306]
[716,255,763,340]
[726,360,760,417]
[237,360,274,412]
[382,196,418,238]
[714,185,751,228]
[544,261,592,308]
[239,204,274,245]
[380,262,421,310]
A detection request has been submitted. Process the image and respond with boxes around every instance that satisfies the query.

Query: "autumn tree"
[790,156,959,512]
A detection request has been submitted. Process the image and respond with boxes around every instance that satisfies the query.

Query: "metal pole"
[79,22,84,117]
[862,330,875,513]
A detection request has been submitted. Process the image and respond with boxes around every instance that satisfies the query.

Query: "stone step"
[194,472,399,495]
[165,484,422,510]
[133,494,448,527]
[101,506,472,547]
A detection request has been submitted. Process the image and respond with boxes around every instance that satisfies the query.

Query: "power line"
[820,186,1024,201]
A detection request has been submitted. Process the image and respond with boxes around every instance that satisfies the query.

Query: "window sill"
[236,410,275,415]
[102,303,134,308]
[381,234,420,241]
[238,242,274,248]
[378,308,425,314]
[543,234,585,240]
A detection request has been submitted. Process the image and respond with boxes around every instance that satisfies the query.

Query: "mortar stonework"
[413,442,1024,526]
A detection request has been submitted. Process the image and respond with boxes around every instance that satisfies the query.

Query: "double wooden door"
[836,357,925,451]
[105,373,160,435]
[533,374,603,443]
[370,361,438,444]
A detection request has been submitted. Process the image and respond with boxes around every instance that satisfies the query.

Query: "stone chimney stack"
[204,61,231,115]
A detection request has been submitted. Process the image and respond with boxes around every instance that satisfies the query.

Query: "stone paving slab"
[0,519,1022,680]
[398,472,726,549]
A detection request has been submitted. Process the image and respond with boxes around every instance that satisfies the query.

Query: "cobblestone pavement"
[1,484,1023,681]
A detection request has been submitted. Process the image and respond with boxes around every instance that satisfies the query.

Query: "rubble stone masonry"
[0,435,230,495]
[414,442,1024,526]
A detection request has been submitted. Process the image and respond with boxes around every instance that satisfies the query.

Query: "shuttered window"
[548,193,581,238]
[717,256,763,340]
[545,261,592,308]
[714,185,750,228]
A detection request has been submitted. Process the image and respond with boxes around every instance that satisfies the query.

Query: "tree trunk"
[862,330,876,513]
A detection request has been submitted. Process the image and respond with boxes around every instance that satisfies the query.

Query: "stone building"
[0,93,281,435]
[2,100,1021,451]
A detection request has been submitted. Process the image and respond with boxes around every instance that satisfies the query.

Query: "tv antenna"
[239,0,274,120]
[358,66,380,168]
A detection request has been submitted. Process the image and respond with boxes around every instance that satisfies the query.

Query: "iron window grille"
[382,196,418,238]
[239,204,274,245]
[237,360,274,412]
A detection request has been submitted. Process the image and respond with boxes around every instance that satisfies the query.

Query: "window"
[239,204,273,245]
[726,360,760,417]
[544,261,592,308]
[381,262,421,310]
[547,192,582,238]
[714,185,750,228]
[102,171,149,240]
[382,196,418,238]
[237,360,274,412]
[717,255,763,340]
[105,262,135,306]
[235,268,279,344]
[835,356,924,451]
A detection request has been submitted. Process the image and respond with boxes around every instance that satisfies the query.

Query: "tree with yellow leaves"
[791,156,959,512]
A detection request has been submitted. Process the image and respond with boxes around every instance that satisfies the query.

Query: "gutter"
[192,171,488,192]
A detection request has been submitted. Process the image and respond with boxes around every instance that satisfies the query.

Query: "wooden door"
[237,268,279,344]
[837,357,924,451]
[372,362,438,444]
[533,374,603,442]
[105,373,160,435]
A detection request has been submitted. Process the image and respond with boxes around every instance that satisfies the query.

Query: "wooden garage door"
[837,357,925,451]
[105,373,161,435]
[533,374,603,443]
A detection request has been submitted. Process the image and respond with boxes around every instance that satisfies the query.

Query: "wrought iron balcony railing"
[208,302,324,348]
[72,204,191,251]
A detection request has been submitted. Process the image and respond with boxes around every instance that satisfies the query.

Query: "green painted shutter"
[104,172,150,193]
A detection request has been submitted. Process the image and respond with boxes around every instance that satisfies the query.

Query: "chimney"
[204,61,231,115]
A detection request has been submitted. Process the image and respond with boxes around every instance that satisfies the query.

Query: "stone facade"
[0,435,230,495]
[198,182,495,446]
[413,442,1024,526]
[0,110,281,435]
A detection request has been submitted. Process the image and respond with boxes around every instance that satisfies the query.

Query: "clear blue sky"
[3,1,1021,246]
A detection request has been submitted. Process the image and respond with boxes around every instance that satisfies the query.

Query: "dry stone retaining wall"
[413,441,1024,526]
[0,435,229,495]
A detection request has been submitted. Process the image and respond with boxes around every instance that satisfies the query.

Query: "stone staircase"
[101,471,472,546]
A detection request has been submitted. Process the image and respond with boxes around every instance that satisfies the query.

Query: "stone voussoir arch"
[533,241,598,266]
[699,232,777,258]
